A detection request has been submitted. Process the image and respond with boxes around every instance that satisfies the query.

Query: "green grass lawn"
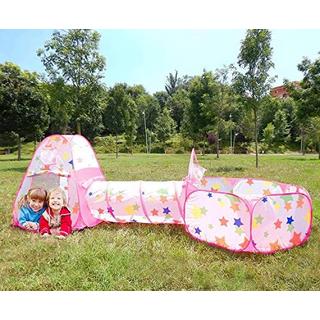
[0,152,320,290]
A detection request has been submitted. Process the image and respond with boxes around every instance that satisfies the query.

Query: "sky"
[1,29,320,94]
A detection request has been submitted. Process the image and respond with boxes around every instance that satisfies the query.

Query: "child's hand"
[41,233,50,238]
[29,222,38,230]
[24,222,32,230]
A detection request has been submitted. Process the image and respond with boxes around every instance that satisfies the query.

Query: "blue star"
[68,160,74,167]
[89,192,93,196]
[262,197,268,203]
[195,227,201,235]
[287,216,294,224]
[208,193,213,198]
[163,207,171,214]
[234,218,243,228]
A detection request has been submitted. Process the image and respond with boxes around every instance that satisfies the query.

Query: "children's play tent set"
[12,134,313,254]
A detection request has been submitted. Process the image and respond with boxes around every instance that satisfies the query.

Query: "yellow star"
[263,189,271,196]
[211,183,221,191]
[191,205,204,219]
[124,205,135,215]
[304,211,311,224]
[274,203,281,212]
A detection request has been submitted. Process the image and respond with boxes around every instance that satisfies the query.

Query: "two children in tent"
[18,187,72,239]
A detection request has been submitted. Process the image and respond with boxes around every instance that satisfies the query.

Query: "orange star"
[263,189,271,196]
[42,164,51,171]
[269,240,281,251]
[116,194,124,202]
[200,178,208,186]
[72,203,79,214]
[247,179,254,186]
[284,202,292,212]
[274,219,282,229]
[289,232,301,246]
[239,237,250,249]
[297,197,304,208]
[215,236,229,248]
[230,202,240,212]
[151,209,159,216]
[160,195,168,203]
[219,216,229,227]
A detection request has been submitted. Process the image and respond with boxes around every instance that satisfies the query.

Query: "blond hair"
[47,187,67,206]
[18,188,47,209]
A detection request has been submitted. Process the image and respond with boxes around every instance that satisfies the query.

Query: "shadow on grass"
[0,167,27,173]
[215,166,245,172]
[281,158,320,162]
[0,158,31,162]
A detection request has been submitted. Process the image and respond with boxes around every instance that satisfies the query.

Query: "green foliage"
[234,29,275,167]
[37,29,106,135]
[263,122,275,147]
[0,62,49,159]
[273,108,290,143]
[154,107,176,142]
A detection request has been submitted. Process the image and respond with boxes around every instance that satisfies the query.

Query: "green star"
[235,228,244,236]
[255,215,264,224]
[287,224,294,233]
[133,204,140,211]
[200,207,207,215]
[208,224,213,229]
[280,195,294,202]
[264,231,269,238]
[157,188,168,195]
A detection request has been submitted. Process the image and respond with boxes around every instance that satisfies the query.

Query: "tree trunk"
[76,120,81,135]
[17,135,22,161]
[254,108,259,168]
[115,134,119,159]
[216,131,220,159]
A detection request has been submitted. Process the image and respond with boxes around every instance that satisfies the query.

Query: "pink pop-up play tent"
[12,135,104,230]
[12,134,313,253]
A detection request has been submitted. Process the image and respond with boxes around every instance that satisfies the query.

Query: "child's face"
[49,191,64,212]
[29,198,44,212]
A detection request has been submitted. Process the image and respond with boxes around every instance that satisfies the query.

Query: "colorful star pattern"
[255,215,264,224]
[287,216,294,224]
[234,218,243,228]
[195,227,201,235]
[219,216,229,227]
[149,208,158,216]
[215,236,229,248]
[163,207,171,214]
[284,202,292,212]
[274,219,282,229]
[289,232,301,246]
[247,179,254,186]
[269,240,281,251]
[231,203,240,212]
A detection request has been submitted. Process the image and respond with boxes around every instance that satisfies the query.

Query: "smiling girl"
[39,187,72,239]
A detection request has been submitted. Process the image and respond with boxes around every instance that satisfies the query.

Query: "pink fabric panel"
[85,180,118,223]
[141,181,184,224]
[184,191,251,252]
[252,193,312,253]
[73,168,105,229]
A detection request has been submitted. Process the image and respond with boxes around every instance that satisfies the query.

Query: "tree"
[0,62,49,160]
[273,109,290,143]
[103,84,137,157]
[165,70,180,96]
[166,88,190,131]
[262,122,275,148]
[233,29,275,168]
[202,66,235,158]
[306,117,320,159]
[37,29,106,136]
[154,107,176,142]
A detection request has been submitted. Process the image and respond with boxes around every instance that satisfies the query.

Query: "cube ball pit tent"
[12,134,313,254]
